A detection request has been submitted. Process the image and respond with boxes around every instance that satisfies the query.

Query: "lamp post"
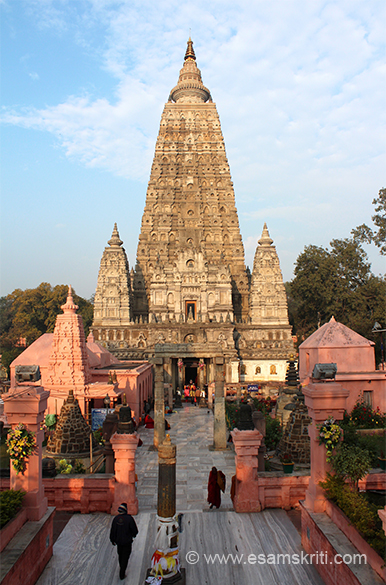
[372,322,385,371]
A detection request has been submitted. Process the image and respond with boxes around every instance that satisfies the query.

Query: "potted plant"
[281,453,294,474]
[378,450,386,471]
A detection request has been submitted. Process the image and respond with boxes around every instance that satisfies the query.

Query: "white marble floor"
[36,509,324,585]
[37,405,325,584]
[136,405,236,512]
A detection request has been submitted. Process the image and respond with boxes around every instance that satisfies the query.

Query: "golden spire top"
[184,37,196,61]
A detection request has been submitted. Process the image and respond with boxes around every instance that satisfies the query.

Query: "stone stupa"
[46,389,98,456]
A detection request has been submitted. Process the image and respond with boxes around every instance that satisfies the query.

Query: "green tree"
[330,443,372,491]
[0,284,94,373]
[289,238,386,348]
[352,188,386,255]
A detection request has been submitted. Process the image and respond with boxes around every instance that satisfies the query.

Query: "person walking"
[110,503,138,580]
[207,467,226,509]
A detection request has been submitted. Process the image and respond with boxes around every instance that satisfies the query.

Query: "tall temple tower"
[132,38,248,323]
[93,39,293,387]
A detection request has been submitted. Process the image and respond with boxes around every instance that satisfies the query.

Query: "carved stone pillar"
[168,385,173,410]
[147,434,185,583]
[252,410,266,472]
[157,434,176,518]
[102,411,118,474]
[110,432,138,515]
[177,361,183,389]
[154,358,165,449]
[303,382,349,513]
[214,356,227,450]
[3,385,50,521]
[231,428,263,512]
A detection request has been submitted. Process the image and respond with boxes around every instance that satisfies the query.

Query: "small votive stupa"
[46,389,97,456]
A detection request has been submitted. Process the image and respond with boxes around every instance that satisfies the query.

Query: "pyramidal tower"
[133,38,249,323]
[93,223,131,331]
[250,223,290,325]
[92,39,293,385]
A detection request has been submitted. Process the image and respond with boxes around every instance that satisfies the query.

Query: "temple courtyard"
[36,405,325,585]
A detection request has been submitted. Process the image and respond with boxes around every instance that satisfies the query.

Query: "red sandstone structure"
[10,287,152,423]
[299,316,386,413]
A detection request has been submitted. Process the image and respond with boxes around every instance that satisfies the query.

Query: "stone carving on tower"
[133,38,249,323]
[92,39,293,385]
[250,223,289,325]
[93,223,132,335]
[47,286,92,389]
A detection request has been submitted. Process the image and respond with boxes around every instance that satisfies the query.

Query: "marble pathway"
[37,405,325,584]
[136,404,236,511]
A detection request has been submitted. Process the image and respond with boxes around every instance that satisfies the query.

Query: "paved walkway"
[136,404,235,512]
[37,405,325,585]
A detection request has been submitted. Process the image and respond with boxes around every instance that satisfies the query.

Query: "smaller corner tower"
[250,223,290,325]
[93,224,132,334]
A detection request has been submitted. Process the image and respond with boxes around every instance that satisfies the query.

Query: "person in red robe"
[144,414,154,428]
[207,466,226,509]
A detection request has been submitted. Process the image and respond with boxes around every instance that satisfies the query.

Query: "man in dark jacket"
[110,503,138,580]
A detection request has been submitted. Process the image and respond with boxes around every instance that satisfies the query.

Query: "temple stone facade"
[92,39,293,387]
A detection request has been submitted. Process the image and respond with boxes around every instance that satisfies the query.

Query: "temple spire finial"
[258,223,274,247]
[61,285,78,314]
[185,37,196,61]
[108,223,123,247]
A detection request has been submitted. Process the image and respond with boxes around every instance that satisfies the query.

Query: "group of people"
[183,380,206,406]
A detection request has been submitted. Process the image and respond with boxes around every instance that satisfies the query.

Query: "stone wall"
[0,507,54,585]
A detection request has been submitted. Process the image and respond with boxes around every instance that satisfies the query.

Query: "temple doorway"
[184,365,197,386]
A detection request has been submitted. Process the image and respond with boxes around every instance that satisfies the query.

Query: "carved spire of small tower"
[48,286,91,388]
[108,223,123,247]
[258,223,274,247]
[250,225,290,326]
[61,285,78,314]
[92,225,132,331]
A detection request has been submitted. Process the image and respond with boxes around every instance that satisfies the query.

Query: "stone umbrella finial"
[169,38,211,103]
[108,223,123,247]
[258,223,274,247]
[185,37,196,61]
[61,285,79,314]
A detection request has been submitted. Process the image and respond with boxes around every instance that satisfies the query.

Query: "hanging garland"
[318,417,342,462]
[6,423,36,475]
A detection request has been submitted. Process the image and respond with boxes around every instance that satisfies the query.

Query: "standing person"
[189,380,196,404]
[110,503,138,580]
[195,385,201,406]
[207,467,226,509]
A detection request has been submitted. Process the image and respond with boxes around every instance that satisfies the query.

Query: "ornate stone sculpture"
[92,39,293,386]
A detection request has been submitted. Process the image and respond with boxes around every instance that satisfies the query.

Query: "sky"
[1,0,385,301]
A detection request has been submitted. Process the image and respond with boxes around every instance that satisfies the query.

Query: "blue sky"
[1,0,385,300]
